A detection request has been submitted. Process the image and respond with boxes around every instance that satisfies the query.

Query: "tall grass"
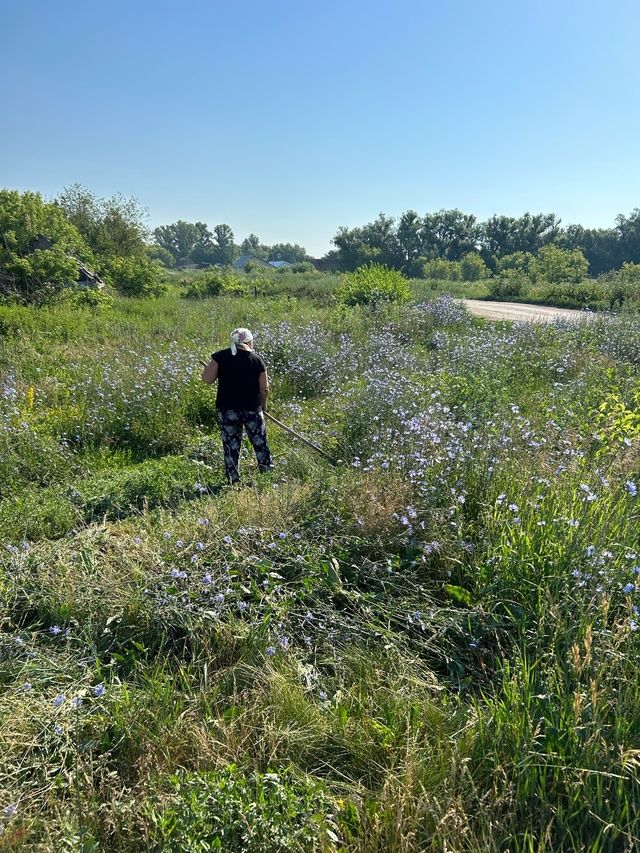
[0,282,639,849]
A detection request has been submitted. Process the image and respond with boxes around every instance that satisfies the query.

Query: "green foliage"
[2,248,79,304]
[534,244,589,284]
[267,243,308,263]
[618,261,640,283]
[182,268,235,298]
[488,272,529,299]
[497,251,536,276]
[289,261,316,273]
[57,183,149,257]
[481,212,561,256]
[420,258,462,280]
[101,255,166,297]
[147,244,175,267]
[532,281,607,310]
[0,189,90,259]
[460,252,491,281]
[0,189,92,303]
[595,383,640,454]
[153,220,218,266]
[3,284,640,851]
[147,766,336,851]
[64,287,115,310]
[336,263,410,306]
[240,233,268,259]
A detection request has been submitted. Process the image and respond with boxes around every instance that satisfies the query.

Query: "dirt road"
[459,299,594,323]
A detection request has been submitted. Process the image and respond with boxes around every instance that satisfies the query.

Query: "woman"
[201,327,273,484]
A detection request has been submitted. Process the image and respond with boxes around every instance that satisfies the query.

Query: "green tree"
[212,224,237,266]
[615,209,640,265]
[146,245,175,267]
[240,234,268,259]
[480,213,560,258]
[557,224,619,277]
[153,220,212,264]
[397,210,424,268]
[497,251,537,276]
[332,214,402,270]
[267,243,308,263]
[0,189,92,303]
[57,183,148,257]
[421,209,478,261]
[460,252,490,281]
[533,245,588,284]
[100,255,165,297]
[420,258,462,280]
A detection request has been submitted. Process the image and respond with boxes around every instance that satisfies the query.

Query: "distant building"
[268,260,293,269]
[233,254,271,271]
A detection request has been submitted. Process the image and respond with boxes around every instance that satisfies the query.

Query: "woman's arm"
[259,370,269,411]
[201,359,219,384]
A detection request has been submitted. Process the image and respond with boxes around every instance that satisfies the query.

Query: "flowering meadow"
[1,283,639,851]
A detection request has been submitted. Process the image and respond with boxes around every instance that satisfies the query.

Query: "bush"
[420,259,462,281]
[488,273,529,300]
[460,252,491,281]
[182,269,235,299]
[337,263,410,306]
[533,244,589,284]
[599,263,640,311]
[532,281,607,310]
[497,252,536,276]
[101,255,166,297]
[147,245,175,267]
[0,189,93,304]
[1,248,79,304]
[63,287,115,310]
[290,261,316,273]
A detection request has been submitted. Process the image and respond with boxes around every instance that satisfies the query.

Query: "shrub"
[533,281,607,310]
[460,252,491,281]
[599,263,640,311]
[533,244,589,284]
[147,245,175,267]
[63,287,115,310]
[0,189,93,304]
[337,263,410,306]
[420,259,462,280]
[488,273,529,300]
[182,269,235,299]
[101,255,166,297]
[290,261,316,273]
[1,248,79,304]
[497,251,536,276]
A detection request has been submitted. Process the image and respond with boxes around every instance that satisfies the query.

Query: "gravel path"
[459,299,594,323]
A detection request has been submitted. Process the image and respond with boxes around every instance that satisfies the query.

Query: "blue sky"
[2,0,639,256]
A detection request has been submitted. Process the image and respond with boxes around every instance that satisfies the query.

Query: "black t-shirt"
[212,347,266,411]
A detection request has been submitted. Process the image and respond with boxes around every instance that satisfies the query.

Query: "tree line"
[152,221,308,267]
[330,209,640,276]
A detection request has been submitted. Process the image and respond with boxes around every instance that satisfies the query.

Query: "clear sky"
[2,0,639,256]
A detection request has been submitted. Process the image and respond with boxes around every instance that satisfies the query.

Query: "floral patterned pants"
[218,409,273,483]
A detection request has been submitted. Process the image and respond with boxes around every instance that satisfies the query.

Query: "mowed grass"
[1,279,640,851]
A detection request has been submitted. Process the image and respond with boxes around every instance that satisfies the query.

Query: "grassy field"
[1,279,640,851]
